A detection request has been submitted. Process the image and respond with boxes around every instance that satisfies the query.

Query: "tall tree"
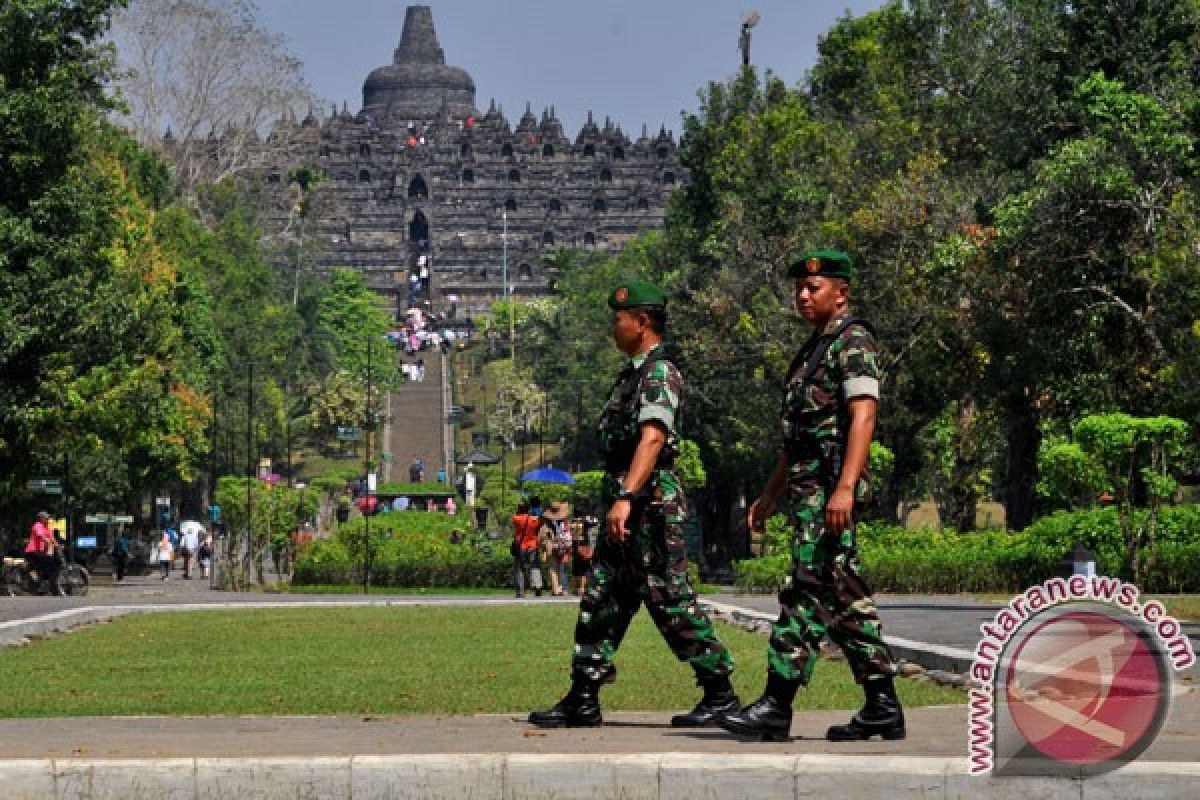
[109,0,317,194]
[1,0,220,519]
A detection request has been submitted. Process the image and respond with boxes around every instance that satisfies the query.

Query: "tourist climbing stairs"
[383,350,451,486]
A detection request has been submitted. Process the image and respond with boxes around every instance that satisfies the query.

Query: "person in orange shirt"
[510,502,543,597]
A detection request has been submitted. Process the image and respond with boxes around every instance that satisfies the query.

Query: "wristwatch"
[615,486,636,502]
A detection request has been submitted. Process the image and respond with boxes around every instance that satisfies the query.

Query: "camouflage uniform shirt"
[782,312,881,487]
[597,342,682,498]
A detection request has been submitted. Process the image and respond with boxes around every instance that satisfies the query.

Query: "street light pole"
[502,210,515,362]
[246,361,254,587]
[363,334,373,595]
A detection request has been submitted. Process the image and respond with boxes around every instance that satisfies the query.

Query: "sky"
[255,0,886,136]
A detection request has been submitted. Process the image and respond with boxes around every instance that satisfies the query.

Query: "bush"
[293,510,512,588]
[731,506,1200,594]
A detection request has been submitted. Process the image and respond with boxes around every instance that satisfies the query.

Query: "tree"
[315,268,399,390]
[487,359,547,457]
[1036,438,1106,512]
[109,0,317,195]
[1,0,220,520]
[1074,413,1190,583]
[214,475,315,587]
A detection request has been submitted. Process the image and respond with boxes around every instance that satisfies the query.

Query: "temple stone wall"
[173,5,685,314]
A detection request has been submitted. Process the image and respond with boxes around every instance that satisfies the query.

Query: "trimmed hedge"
[734,505,1200,594]
[293,510,513,588]
[293,539,512,588]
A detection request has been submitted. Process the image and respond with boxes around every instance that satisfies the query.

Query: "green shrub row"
[293,540,513,588]
[293,510,515,588]
[734,505,1200,594]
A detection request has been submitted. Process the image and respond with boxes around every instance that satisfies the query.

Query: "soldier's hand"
[824,487,855,534]
[607,498,632,542]
[747,497,775,532]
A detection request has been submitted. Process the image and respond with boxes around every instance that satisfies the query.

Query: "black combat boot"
[826,675,906,741]
[714,672,798,741]
[670,674,740,728]
[528,674,603,728]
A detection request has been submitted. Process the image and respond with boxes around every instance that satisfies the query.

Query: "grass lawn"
[1153,595,1200,622]
[0,606,962,718]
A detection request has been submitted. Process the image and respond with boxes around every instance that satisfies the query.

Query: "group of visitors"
[510,497,599,598]
[390,301,471,357]
[155,520,214,581]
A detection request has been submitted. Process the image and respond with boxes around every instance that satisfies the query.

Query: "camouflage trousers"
[571,500,734,684]
[768,482,897,686]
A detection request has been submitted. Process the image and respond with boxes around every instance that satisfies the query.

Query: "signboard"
[27,478,62,495]
[155,496,171,508]
[75,536,98,549]
[367,472,378,493]
[85,514,134,524]
[337,425,362,441]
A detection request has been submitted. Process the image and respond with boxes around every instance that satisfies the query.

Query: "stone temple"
[227,5,686,312]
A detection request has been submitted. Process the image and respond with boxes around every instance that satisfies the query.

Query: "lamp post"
[246,360,254,581]
[209,385,220,502]
[739,10,760,67]
[363,334,374,595]
[502,209,515,362]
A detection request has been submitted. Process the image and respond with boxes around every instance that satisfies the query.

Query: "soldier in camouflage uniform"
[529,280,737,729]
[717,250,905,742]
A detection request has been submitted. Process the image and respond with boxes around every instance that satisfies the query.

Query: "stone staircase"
[382,350,451,485]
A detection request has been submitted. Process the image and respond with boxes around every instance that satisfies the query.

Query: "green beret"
[607,280,667,310]
[788,249,855,281]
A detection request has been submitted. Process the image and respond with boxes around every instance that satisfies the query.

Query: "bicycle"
[1,555,89,597]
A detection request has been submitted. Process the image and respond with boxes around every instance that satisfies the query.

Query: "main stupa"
[361,5,477,123]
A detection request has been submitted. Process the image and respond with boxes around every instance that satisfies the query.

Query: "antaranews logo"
[967,575,1195,777]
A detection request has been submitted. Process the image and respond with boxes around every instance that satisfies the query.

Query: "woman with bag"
[157,530,174,581]
[539,502,571,597]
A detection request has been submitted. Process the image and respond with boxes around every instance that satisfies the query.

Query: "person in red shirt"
[510,502,543,597]
[24,511,62,595]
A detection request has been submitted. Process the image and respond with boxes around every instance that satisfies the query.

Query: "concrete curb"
[701,599,976,675]
[2,754,1198,799]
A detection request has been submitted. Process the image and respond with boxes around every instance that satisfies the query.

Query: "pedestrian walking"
[197,534,214,579]
[110,528,130,582]
[179,520,202,579]
[529,281,736,729]
[511,502,543,597]
[157,530,174,581]
[716,249,904,742]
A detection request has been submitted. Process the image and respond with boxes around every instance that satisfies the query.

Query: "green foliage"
[375,482,457,496]
[295,510,506,588]
[316,268,398,389]
[214,476,316,588]
[733,506,1200,593]
[571,470,606,510]
[0,1,229,516]
[1037,438,1105,510]
[1073,413,1190,580]
[675,439,707,490]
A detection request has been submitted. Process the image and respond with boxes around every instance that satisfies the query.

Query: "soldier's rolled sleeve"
[837,325,882,400]
[636,361,679,432]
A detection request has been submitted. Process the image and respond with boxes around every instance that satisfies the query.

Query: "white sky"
[255,0,886,135]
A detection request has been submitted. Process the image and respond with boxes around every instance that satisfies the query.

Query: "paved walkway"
[2,582,1198,797]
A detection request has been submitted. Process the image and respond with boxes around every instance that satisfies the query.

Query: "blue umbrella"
[521,467,575,485]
